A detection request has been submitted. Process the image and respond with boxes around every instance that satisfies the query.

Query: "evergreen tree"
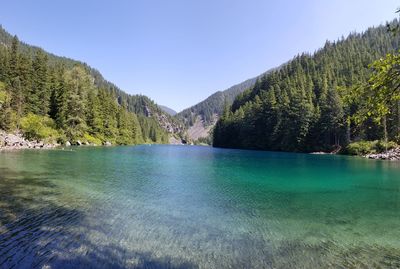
[213,20,400,152]
[30,50,49,115]
[0,25,168,145]
[63,66,89,140]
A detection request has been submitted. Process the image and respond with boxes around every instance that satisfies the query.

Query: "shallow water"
[0,145,400,268]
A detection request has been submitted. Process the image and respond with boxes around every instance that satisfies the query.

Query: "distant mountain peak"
[159,105,177,116]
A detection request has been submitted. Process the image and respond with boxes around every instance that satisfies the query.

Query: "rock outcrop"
[169,136,184,145]
[187,115,217,141]
[143,105,185,136]
[365,148,400,161]
[0,131,57,151]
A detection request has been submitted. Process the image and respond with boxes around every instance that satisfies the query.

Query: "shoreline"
[2,130,400,161]
[0,131,58,151]
[364,148,400,161]
[0,130,149,151]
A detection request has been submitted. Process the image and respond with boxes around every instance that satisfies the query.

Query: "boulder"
[0,131,58,151]
[104,141,112,146]
[365,147,400,161]
[65,141,71,146]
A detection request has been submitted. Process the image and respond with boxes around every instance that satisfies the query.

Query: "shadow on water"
[0,167,198,269]
[1,147,400,269]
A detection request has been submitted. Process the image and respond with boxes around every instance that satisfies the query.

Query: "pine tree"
[8,35,19,81]
[30,50,49,115]
[63,66,89,141]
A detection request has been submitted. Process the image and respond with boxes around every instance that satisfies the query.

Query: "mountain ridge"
[175,67,279,142]
[0,25,186,142]
[159,105,177,116]
[213,20,400,152]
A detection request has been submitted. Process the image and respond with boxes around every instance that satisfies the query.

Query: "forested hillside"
[177,77,258,126]
[176,71,278,143]
[213,20,400,152]
[0,26,173,145]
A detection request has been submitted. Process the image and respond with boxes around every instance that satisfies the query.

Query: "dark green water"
[0,145,400,268]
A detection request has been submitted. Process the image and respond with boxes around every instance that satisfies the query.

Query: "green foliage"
[177,77,261,127]
[0,26,170,145]
[29,49,49,115]
[214,20,400,152]
[0,81,7,107]
[348,53,400,126]
[375,140,398,152]
[346,141,378,155]
[138,115,169,144]
[0,109,18,131]
[83,133,102,145]
[20,113,59,142]
[194,136,212,145]
[345,140,398,155]
[0,81,17,131]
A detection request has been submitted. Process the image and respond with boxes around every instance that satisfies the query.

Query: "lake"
[0,145,400,268]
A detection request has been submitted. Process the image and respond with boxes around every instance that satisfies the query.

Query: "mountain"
[213,20,400,152]
[175,70,276,141]
[159,105,177,116]
[0,25,185,144]
[177,77,257,126]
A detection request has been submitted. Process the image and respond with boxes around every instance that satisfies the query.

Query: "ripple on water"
[0,146,400,268]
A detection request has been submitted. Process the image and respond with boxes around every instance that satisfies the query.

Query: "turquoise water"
[0,145,400,268]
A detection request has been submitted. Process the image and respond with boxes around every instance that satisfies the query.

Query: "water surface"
[0,145,400,268]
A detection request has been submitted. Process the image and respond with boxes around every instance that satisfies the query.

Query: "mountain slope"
[0,25,185,142]
[175,70,277,141]
[213,20,400,152]
[177,76,258,126]
[159,105,177,116]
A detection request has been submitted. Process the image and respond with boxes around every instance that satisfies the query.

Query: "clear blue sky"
[1,1,399,111]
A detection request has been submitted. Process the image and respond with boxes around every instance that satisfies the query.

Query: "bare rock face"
[145,106,186,136]
[169,136,184,145]
[365,148,400,161]
[187,115,217,141]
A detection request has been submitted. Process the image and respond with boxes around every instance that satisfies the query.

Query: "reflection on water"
[0,146,400,268]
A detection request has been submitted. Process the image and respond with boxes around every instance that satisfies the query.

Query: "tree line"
[177,76,260,128]
[0,35,168,145]
[213,20,400,153]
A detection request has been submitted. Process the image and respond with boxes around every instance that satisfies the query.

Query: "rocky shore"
[365,148,400,161]
[0,131,58,151]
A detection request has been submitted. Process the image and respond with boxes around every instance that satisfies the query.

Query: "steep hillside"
[213,20,400,152]
[176,68,276,142]
[177,77,258,126]
[0,25,185,142]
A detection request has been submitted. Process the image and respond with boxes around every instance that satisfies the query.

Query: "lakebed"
[0,145,399,268]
